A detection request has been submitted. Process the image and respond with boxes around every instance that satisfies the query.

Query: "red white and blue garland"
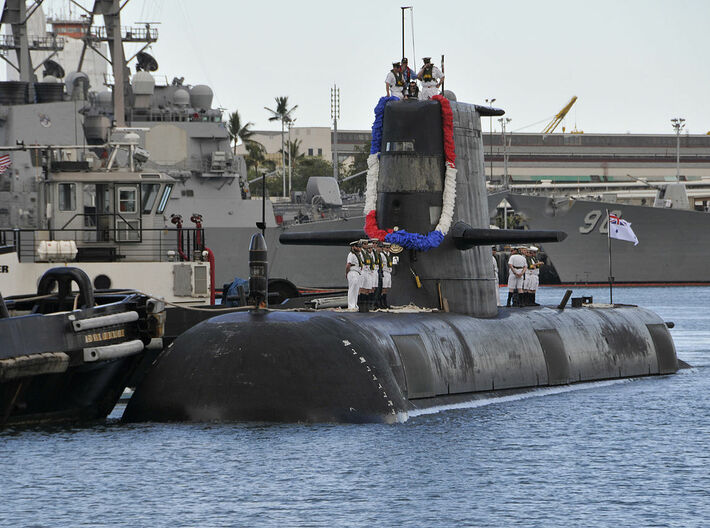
[363,94,457,251]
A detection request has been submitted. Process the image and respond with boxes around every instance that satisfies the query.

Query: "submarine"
[123,94,679,424]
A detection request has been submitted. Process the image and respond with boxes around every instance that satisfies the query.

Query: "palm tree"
[227,110,255,154]
[244,140,266,172]
[279,139,304,162]
[264,96,298,196]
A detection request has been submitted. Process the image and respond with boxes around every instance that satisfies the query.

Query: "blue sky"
[39,0,710,135]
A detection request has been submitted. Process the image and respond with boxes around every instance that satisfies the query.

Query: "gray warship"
[506,190,710,284]
[486,130,710,284]
[0,0,359,293]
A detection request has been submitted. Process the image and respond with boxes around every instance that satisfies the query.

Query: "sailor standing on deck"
[417,57,444,100]
[380,243,393,308]
[507,247,527,307]
[385,62,405,99]
[359,239,375,311]
[346,241,363,310]
[492,246,501,307]
[525,246,542,306]
[370,239,382,309]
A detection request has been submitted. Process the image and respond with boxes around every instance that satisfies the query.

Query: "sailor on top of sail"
[418,57,444,100]
[385,62,405,99]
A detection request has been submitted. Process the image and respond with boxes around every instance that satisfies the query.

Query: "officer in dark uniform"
[405,80,419,99]
[401,57,417,98]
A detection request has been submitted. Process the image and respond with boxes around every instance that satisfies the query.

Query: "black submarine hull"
[124,304,678,424]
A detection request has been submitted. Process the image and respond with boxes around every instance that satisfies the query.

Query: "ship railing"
[88,25,158,42]
[0,34,65,51]
[127,108,222,123]
[2,226,207,264]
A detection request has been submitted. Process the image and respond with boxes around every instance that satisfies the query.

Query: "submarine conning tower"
[377,98,496,316]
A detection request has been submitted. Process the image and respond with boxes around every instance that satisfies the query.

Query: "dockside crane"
[542,96,578,136]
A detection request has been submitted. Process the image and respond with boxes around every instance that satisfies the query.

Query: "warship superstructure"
[0,0,358,291]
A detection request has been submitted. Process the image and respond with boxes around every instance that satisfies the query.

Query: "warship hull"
[507,193,710,284]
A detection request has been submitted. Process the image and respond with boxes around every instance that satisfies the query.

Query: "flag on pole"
[0,155,10,174]
[609,213,638,245]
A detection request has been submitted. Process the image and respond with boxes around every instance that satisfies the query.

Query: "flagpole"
[606,208,613,305]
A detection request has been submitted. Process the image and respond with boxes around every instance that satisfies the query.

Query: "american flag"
[0,154,11,174]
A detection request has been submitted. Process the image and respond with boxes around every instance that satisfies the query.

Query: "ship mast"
[0,0,64,88]
[72,0,157,126]
[101,0,128,126]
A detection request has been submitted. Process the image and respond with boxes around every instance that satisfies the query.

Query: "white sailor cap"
[349,240,360,246]
[529,246,539,252]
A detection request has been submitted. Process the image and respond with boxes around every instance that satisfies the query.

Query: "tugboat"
[123,95,679,424]
[0,266,164,427]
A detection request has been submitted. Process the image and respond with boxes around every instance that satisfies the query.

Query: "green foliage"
[279,139,304,162]
[340,140,371,194]
[288,157,333,192]
[244,141,265,171]
[227,110,255,154]
[264,96,298,169]
[264,96,298,125]
[248,170,283,197]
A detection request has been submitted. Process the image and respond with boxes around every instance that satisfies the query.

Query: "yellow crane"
[542,96,578,135]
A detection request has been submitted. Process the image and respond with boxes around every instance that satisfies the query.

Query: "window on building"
[58,183,76,211]
[308,148,314,156]
[318,148,323,156]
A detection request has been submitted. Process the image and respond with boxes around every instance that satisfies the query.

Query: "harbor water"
[2,286,709,527]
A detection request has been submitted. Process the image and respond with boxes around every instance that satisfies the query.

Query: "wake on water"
[403,378,634,421]
[402,365,700,422]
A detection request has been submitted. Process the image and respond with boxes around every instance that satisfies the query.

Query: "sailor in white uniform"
[492,246,501,307]
[525,246,541,306]
[385,62,405,99]
[359,239,375,311]
[507,247,527,307]
[381,242,393,308]
[369,239,382,308]
[417,57,444,100]
[346,241,363,310]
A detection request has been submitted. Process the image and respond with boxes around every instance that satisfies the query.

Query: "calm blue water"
[2,286,709,527]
